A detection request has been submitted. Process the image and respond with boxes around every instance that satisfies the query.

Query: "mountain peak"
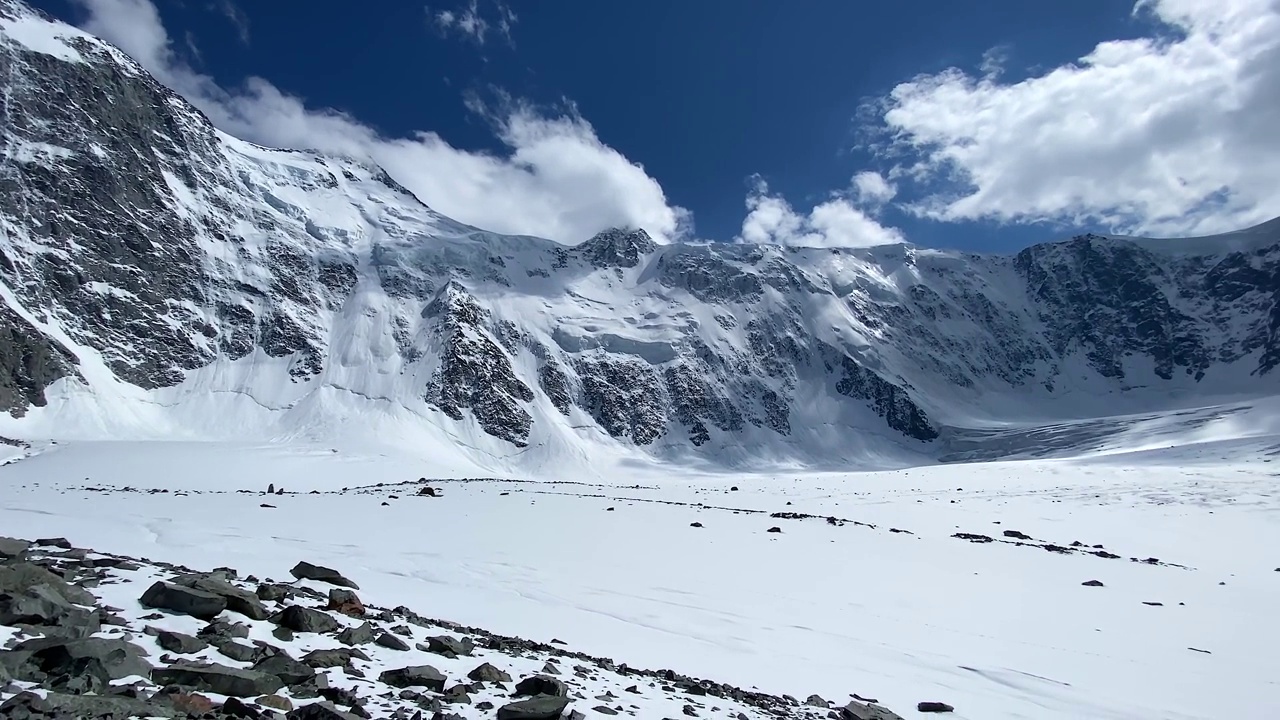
[577,227,657,268]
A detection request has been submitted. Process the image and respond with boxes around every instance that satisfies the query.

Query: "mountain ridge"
[1,0,1279,476]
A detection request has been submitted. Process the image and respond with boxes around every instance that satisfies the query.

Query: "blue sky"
[32,0,1280,252]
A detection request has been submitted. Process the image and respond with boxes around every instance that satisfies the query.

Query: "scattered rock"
[425,634,475,657]
[173,572,271,620]
[840,699,906,720]
[152,660,285,697]
[257,583,292,602]
[917,701,955,713]
[805,694,830,707]
[496,695,573,720]
[514,675,568,698]
[377,632,410,651]
[157,629,209,654]
[274,604,341,633]
[767,527,782,533]
[286,701,365,719]
[468,662,513,683]
[1002,530,1032,540]
[139,580,228,620]
[1081,580,1104,587]
[690,522,704,528]
[379,665,448,691]
[0,537,31,559]
[337,621,377,646]
[290,561,360,589]
[253,653,317,685]
[303,648,370,668]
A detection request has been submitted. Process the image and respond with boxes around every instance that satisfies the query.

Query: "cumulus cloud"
[71,0,687,245]
[428,0,516,46]
[738,176,905,248]
[872,0,1280,236]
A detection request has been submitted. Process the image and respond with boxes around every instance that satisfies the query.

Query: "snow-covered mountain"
[2,0,1279,475]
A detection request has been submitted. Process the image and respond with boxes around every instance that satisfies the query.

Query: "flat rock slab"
[273,604,340,634]
[0,562,97,606]
[379,664,447,691]
[140,581,227,620]
[841,699,907,720]
[17,636,154,681]
[1,690,177,718]
[497,695,573,719]
[0,537,31,559]
[290,561,359,589]
[152,661,285,697]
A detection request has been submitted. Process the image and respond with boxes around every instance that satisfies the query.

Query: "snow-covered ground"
[3,431,1277,719]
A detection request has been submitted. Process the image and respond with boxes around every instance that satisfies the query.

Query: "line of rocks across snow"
[0,535,946,719]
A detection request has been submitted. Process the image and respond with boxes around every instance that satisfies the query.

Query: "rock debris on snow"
[0,538,887,718]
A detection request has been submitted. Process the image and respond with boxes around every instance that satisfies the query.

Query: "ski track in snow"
[2,438,1278,719]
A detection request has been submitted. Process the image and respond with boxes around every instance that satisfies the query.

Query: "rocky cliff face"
[1,1,1278,466]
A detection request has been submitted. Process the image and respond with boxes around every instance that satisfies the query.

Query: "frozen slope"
[2,436,1277,719]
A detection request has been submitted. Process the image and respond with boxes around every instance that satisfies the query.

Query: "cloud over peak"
[70,0,687,246]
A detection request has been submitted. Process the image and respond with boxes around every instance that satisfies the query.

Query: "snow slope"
[2,436,1277,719]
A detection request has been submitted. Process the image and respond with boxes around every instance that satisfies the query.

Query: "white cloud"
[72,0,686,245]
[738,177,905,248]
[428,0,516,46]
[852,171,896,207]
[873,0,1280,236]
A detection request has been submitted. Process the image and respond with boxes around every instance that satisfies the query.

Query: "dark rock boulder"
[290,561,359,589]
[0,536,31,559]
[378,665,447,691]
[840,699,906,720]
[139,581,227,620]
[514,675,568,698]
[0,690,177,718]
[152,660,285,697]
[468,662,513,683]
[253,654,316,685]
[0,584,101,638]
[172,573,270,620]
[424,635,474,657]
[0,562,97,606]
[286,702,365,720]
[273,605,340,634]
[496,695,573,720]
[918,701,955,713]
[157,630,208,654]
[336,621,377,646]
[16,635,153,681]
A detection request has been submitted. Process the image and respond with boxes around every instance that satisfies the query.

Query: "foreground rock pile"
[0,536,922,719]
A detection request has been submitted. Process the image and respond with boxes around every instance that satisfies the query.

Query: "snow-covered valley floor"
[2,438,1278,719]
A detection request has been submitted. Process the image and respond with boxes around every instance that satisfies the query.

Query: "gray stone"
[152,660,285,697]
[302,648,370,668]
[216,640,258,662]
[257,583,292,602]
[253,653,317,685]
[337,621,377,646]
[514,675,568,698]
[841,699,907,720]
[16,635,153,681]
[274,604,340,633]
[379,664,447,691]
[0,583,101,638]
[424,634,474,657]
[290,561,359,589]
[0,537,31,558]
[157,630,208,654]
[918,701,955,713]
[496,695,573,720]
[0,562,97,606]
[376,632,410,651]
[140,580,227,620]
[467,662,512,683]
[0,690,178,718]
[286,701,365,719]
[173,573,270,620]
